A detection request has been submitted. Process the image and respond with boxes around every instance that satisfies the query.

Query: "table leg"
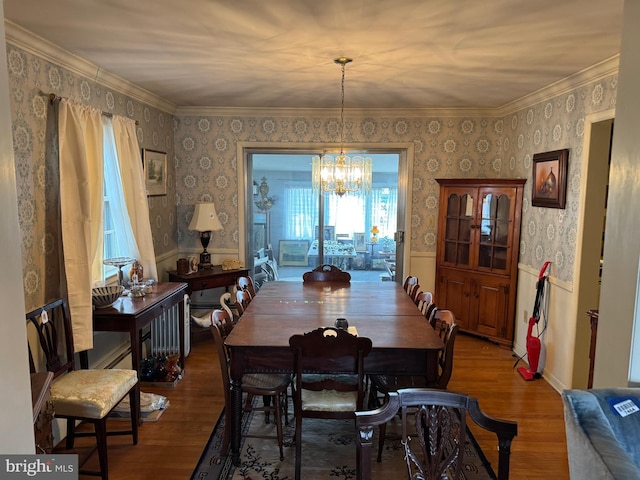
[130,327,143,425]
[230,376,243,465]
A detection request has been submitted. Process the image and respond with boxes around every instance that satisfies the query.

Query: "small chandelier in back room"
[312,57,372,197]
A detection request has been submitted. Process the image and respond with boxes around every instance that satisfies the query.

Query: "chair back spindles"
[356,389,517,480]
[302,264,351,283]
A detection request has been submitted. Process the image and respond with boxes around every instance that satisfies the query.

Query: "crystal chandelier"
[312,58,372,197]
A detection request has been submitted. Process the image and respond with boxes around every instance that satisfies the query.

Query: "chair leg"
[129,387,140,445]
[377,423,386,462]
[273,394,284,461]
[65,418,76,449]
[263,394,272,424]
[95,419,109,480]
[295,415,302,480]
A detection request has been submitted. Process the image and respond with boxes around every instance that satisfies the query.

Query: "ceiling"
[3,0,625,110]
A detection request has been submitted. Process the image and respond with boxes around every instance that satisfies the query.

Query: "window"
[101,117,139,280]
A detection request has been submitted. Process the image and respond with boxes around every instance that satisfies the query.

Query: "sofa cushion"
[563,388,640,480]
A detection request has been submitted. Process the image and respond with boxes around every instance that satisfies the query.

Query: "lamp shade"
[189,202,223,232]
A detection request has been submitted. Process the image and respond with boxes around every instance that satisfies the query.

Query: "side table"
[168,266,249,295]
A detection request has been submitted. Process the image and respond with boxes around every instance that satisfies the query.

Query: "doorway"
[245,149,406,284]
[572,113,613,387]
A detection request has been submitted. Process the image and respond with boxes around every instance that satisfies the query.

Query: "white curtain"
[103,117,141,262]
[327,194,365,236]
[371,187,398,238]
[112,116,158,280]
[58,100,104,351]
[284,187,316,239]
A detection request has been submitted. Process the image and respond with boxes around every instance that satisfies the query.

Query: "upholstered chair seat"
[51,369,138,419]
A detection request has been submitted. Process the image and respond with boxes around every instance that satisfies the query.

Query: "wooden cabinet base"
[435,178,525,348]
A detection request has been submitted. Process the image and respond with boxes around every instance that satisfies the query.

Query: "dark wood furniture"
[289,327,372,480]
[167,265,249,295]
[356,388,517,480]
[369,309,460,461]
[435,178,525,347]
[587,309,599,389]
[27,298,139,480]
[302,264,352,282]
[225,281,444,465]
[31,372,54,454]
[90,282,188,383]
[210,317,290,460]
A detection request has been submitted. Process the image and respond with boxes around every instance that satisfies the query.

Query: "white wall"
[0,0,36,453]
[594,0,640,387]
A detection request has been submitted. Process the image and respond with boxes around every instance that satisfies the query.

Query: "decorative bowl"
[92,285,124,308]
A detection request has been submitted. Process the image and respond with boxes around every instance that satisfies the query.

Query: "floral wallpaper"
[6,44,176,311]
[174,73,617,285]
[6,38,618,312]
[505,78,617,280]
[173,114,505,255]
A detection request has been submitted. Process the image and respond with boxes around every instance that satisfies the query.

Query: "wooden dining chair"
[414,291,434,315]
[356,388,517,480]
[289,327,372,480]
[219,291,239,323]
[237,275,257,298]
[235,289,252,316]
[403,275,419,295]
[369,309,460,461]
[210,312,291,460]
[302,264,351,283]
[26,298,139,480]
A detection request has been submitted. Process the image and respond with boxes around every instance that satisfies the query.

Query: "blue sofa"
[562,388,640,479]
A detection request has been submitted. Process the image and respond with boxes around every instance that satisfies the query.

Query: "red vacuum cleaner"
[517,261,551,381]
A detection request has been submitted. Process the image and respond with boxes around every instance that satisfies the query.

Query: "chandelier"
[312,57,372,197]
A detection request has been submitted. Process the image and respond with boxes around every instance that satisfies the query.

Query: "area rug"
[190,400,497,480]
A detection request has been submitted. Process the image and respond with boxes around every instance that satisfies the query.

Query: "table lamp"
[189,202,223,269]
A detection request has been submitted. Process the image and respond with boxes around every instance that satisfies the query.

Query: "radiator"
[150,294,191,357]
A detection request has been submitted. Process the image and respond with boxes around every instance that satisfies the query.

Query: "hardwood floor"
[72,331,569,479]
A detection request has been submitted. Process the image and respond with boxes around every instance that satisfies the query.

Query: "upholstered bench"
[562,388,640,479]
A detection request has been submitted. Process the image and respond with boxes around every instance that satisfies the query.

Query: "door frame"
[237,141,414,283]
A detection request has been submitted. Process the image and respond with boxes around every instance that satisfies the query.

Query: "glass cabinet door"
[477,188,514,272]
[443,190,474,267]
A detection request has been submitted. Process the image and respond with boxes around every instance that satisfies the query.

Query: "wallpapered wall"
[174,73,617,285]
[505,77,616,279]
[7,39,618,314]
[173,114,504,255]
[6,44,177,312]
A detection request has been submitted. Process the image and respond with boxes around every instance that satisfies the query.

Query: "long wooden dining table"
[224,280,444,465]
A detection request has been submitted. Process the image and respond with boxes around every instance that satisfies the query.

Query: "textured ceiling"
[3,0,625,109]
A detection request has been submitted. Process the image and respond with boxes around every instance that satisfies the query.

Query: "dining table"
[224,280,444,465]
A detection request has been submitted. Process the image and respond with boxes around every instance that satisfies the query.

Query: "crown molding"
[496,55,619,116]
[173,105,499,118]
[4,19,618,120]
[4,20,176,115]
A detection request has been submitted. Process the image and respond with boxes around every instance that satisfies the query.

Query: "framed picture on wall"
[531,148,569,209]
[142,149,167,196]
[315,226,335,241]
[279,240,309,267]
[354,233,367,252]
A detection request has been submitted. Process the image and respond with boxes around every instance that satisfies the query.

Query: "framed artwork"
[531,149,569,209]
[142,149,167,196]
[315,225,335,241]
[279,240,309,267]
[354,233,367,252]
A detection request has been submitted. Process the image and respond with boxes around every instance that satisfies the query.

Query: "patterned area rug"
[191,400,497,480]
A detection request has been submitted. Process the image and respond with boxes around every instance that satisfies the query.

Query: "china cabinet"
[435,178,525,347]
